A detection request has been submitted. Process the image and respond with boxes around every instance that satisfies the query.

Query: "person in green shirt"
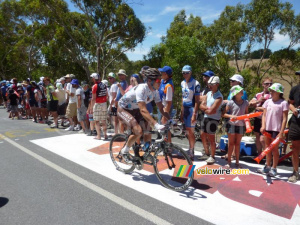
[44,77,59,128]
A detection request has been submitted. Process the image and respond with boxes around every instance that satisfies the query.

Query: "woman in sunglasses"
[249,78,273,155]
[180,65,201,160]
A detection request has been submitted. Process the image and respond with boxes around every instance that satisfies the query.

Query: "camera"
[297,108,300,119]
[296,71,300,75]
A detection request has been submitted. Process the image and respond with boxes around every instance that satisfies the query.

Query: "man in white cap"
[115,69,128,133]
[65,74,78,131]
[108,72,119,134]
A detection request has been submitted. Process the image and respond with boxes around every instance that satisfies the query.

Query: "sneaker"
[256,165,271,174]
[288,171,299,183]
[206,156,215,165]
[78,129,85,134]
[198,154,210,160]
[50,124,58,129]
[268,168,277,177]
[65,126,74,131]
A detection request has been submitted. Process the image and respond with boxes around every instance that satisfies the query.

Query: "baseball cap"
[70,79,79,85]
[102,80,108,86]
[90,73,100,79]
[182,65,192,72]
[208,76,220,84]
[117,69,127,76]
[230,85,244,99]
[230,74,244,85]
[268,83,284,93]
[158,66,173,76]
[202,70,215,77]
[65,74,75,78]
[108,72,116,79]
[81,81,88,86]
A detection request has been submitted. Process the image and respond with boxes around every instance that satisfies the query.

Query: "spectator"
[55,81,67,126]
[44,77,59,129]
[223,85,249,168]
[65,74,78,131]
[37,79,48,124]
[158,66,174,144]
[8,88,20,119]
[199,70,215,158]
[71,79,88,134]
[116,69,128,133]
[249,78,272,154]
[180,65,201,160]
[11,78,18,92]
[287,71,300,183]
[125,74,140,93]
[90,73,108,140]
[199,76,223,164]
[258,83,288,177]
[108,72,119,134]
[1,80,8,108]
[26,81,38,123]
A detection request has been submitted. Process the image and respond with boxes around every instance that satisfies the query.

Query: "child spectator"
[258,83,288,177]
[8,89,20,119]
[223,85,249,168]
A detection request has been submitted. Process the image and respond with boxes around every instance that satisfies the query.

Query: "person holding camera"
[287,71,300,183]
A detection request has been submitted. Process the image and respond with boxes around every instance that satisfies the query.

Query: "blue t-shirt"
[227,90,248,100]
[1,85,7,95]
[116,80,128,101]
[204,90,223,120]
[181,77,200,108]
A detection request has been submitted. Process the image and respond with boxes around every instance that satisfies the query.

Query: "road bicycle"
[109,121,194,192]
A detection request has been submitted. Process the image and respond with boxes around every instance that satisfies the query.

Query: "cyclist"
[117,68,170,161]
[180,65,201,160]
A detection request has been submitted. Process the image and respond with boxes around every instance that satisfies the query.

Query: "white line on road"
[0,133,172,225]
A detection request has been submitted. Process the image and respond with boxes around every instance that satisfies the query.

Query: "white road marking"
[0,133,172,225]
[26,134,300,225]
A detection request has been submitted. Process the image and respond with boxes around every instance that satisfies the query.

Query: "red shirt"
[92,82,107,103]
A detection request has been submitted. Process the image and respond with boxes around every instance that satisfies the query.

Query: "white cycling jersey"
[118,83,161,110]
[181,77,201,107]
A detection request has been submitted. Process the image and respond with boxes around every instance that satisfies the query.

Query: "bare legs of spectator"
[94,121,102,140]
[101,120,108,139]
[291,140,300,174]
[201,131,210,155]
[227,133,243,167]
[114,116,119,134]
[265,137,279,169]
[255,132,265,155]
[31,106,37,122]
[51,111,58,127]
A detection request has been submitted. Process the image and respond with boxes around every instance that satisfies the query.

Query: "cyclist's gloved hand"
[167,119,176,125]
[154,123,165,131]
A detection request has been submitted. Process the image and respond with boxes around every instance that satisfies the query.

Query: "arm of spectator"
[118,83,125,96]
[77,94,81,109]
[260,108,267,134]
[289,99,299,117]
[278,110,288,139]
[199,95,207,111]
[192,95,200,123]
[205,98,222,115]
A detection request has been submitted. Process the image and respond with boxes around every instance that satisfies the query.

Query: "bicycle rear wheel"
[109,134,135,174]
[153,144,194,192]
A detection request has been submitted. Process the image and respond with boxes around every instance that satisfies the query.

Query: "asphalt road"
[0,107,211,225]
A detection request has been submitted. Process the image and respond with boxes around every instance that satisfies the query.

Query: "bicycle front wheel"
[109,134,135,174]
[153,144,194,192]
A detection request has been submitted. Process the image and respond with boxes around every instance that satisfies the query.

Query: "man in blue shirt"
[1,81,8,108]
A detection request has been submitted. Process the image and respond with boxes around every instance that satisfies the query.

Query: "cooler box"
[219,135,228,152]
[240,136,257,156]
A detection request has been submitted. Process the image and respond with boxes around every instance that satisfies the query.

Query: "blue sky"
[66,0,300,61]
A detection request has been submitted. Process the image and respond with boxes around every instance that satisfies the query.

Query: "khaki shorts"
[66,102,77,118]
[93,103,107,121]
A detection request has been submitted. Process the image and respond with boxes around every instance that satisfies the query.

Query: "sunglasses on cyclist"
[182,72,190,75]
[151,78,161,83]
